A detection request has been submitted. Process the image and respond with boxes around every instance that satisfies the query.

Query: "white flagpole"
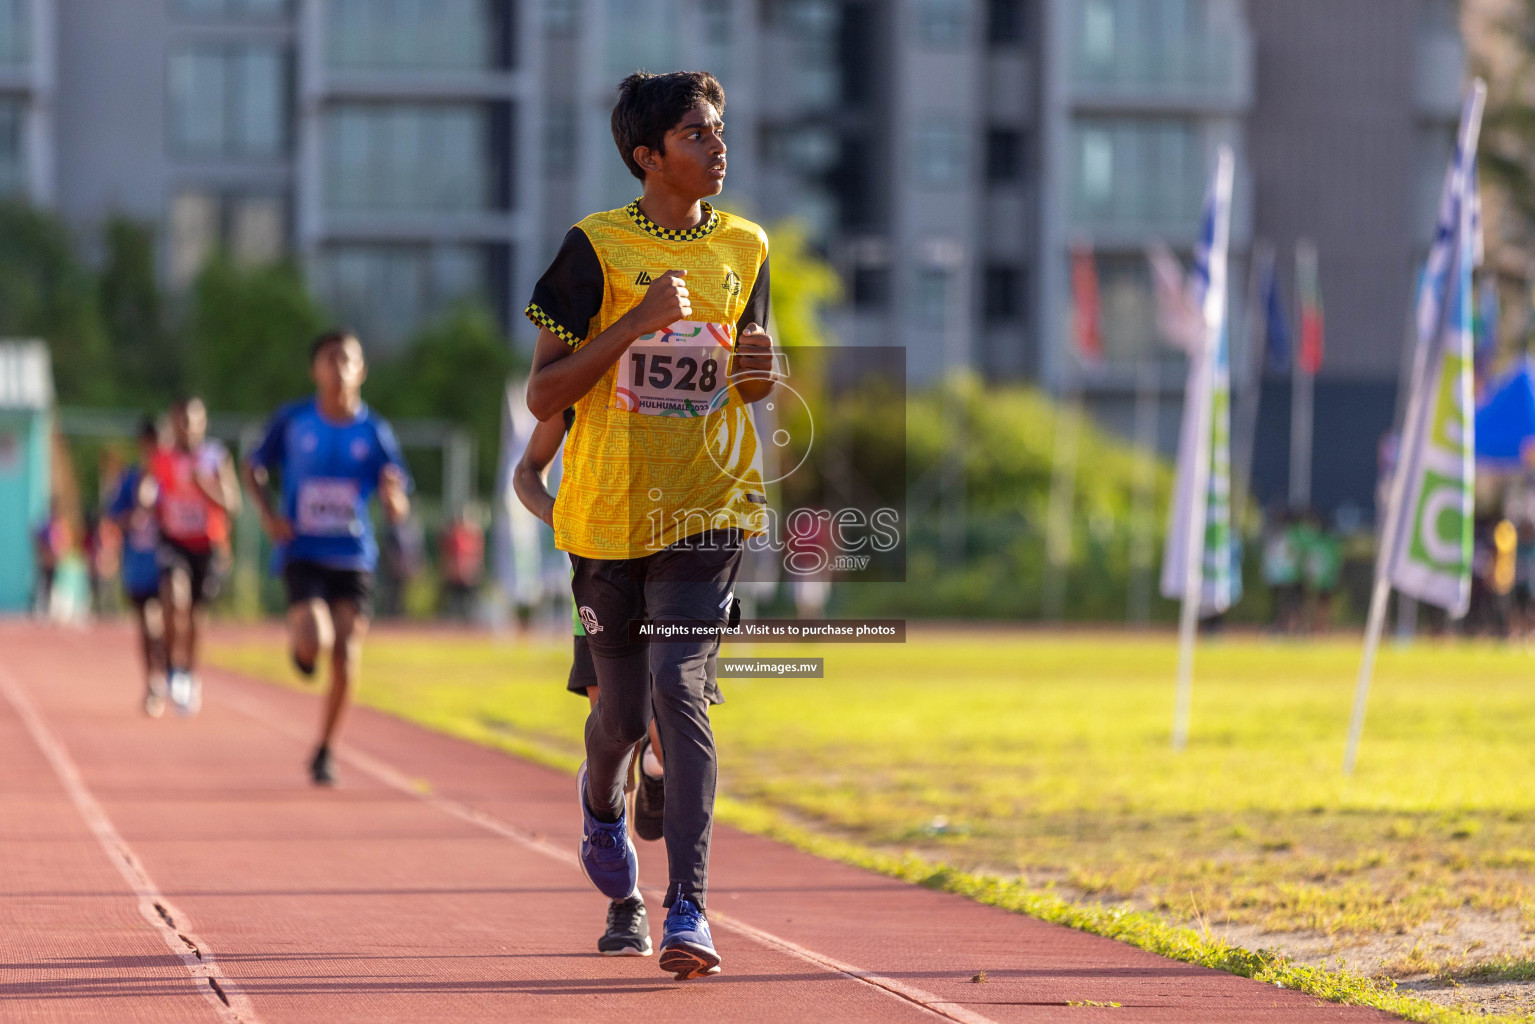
[1290,241,1318,512]
[1173,147,1234,752]
[1345,81,1485,774]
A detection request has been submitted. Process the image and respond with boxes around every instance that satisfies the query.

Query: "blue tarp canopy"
[1476,357,1535,471]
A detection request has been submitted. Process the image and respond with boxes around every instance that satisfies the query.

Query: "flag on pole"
[1261,254,1291,373]
[1383,96,1483,617]
[1148,242,1202,354]
[1071,242,1105,366]
[1297,242,1324,375]
[1345,82,1485,776]
[1161,149,1240,615]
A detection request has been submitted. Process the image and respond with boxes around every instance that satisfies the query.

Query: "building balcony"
[1068,0,1253,112]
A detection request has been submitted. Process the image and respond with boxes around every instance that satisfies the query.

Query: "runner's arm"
[203,452,242,517]
[379,465,410,525]
[526,271,692,421]
[512,416,569,527]
[240,460,293,544]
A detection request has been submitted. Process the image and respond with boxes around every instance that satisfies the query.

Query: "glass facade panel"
[1071,0,1246,100]
[915,121,966,188]
[316,243,490,347]
[0,100,21,197]
[916,0,965,48]
[0,0,28,67]
[1069,117,1205,232]
[326,0,503,72]
[169,46,290,159]
[323,103,496,213]
[173,0,289,19]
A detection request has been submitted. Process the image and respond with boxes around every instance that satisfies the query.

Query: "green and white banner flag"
[1385,93,1482,616]
[1161,151,1240,614]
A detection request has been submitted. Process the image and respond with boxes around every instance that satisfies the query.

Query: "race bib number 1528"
[615,321,733,418]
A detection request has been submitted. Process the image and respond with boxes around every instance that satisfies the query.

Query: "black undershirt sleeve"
[735,255,771,337]
[526,227,605,348]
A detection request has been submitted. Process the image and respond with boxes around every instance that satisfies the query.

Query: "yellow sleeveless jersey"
[525,199,771,559]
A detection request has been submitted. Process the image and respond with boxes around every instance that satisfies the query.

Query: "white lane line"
[0,662,263,1024]
[216,684,1001,1024]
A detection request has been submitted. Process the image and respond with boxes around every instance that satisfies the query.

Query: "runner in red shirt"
[145,396,241,714]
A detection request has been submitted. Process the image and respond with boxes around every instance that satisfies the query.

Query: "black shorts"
[157,541,227,605]
[284,561,375,619]
[567,632,725,705]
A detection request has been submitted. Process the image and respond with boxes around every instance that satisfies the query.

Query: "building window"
[985,128,1025,184]
[0,0,29,67]
[543,104,576,178]
[914,267,950,327]
[701,0,731,44]
[169,46,290,160]
[915,121,965,188]
[986,0,1026,46]
[546,0,580,35]
[916,0,965,47]
[983,263,1024,322]
[1082,0,1115,66]
[0,100,22,198]
[324,103,504,213]
[170,191,289,287]
[852,266,890,310]
[315,243,497,348]
[1071,117,1209,229]
[326,0,510,72]
[173,0,289,20]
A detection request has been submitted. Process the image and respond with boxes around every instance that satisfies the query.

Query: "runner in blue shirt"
[108,417,169,717]
[242,330,411,786]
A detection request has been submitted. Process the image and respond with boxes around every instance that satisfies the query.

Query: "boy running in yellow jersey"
[525,70,774,980]
[513,410,732,958]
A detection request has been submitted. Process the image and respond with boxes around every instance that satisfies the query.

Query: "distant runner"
[148,397,240,715]
[108,416,169,716]
[243,330,411,786]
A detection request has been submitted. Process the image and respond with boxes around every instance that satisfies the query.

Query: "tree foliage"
[368,304,522,494]
[183,255,330,413]
[99,217,181,403]
[0,202,112,403]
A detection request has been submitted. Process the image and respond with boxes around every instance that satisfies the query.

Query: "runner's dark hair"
[137,416,159,442]
[311,328,360,363]
[611,70,726,181]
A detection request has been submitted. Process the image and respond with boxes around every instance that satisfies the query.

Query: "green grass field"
[215,629,1535,1022]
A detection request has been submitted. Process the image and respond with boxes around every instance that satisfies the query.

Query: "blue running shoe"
[576,762,639,900]
[659,893,721,980]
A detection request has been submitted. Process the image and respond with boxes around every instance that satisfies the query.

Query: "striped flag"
[1071,242,1104,366]
[1384,90,1484,615]
[1297,241,1324,375]
[1161,147,1240,614]
[1261,254,1291,373]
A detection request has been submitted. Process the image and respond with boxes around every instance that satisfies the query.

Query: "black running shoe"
[598,895,652,956]
[309,745,337,787]
[291,650,316,679]
[634,747,665,842]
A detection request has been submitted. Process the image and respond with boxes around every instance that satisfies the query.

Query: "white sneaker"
[169,671,199,716]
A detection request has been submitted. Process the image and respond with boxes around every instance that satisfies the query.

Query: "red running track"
[0,622,1395,1023]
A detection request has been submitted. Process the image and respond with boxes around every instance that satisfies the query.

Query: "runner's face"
[312,337,367,400]
[651,103,726,197]
[183,401,207,446]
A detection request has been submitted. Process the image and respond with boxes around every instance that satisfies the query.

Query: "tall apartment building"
[2,0,540,351]
[1,0,1469,511]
